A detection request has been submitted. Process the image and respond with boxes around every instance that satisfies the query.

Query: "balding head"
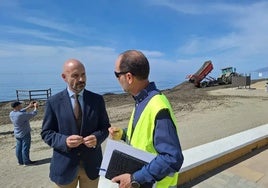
[62,58,86,93]
[63,59,84,74]
[118,50,150,80]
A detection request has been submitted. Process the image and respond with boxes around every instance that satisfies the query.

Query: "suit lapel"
[82,90,93,129]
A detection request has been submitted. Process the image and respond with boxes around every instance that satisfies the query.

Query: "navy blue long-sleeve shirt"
[125,82,184,184]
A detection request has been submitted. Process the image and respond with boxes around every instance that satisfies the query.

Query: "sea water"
[0,70,184,102]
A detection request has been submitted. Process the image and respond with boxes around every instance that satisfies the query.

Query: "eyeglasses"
[114,71,129,78]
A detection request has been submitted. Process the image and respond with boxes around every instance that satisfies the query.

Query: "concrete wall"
[178,124,268,185]
[232,76,251,88]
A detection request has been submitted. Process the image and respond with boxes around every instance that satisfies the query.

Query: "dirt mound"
[171,81,197,91]
[1,79,264,126]
[251,80,267,90]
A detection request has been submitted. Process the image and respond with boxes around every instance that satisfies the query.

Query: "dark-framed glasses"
[114,71,129,78]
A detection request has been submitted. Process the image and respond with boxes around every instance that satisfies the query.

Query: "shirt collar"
[67,88,84,98]
[133,82,157,104]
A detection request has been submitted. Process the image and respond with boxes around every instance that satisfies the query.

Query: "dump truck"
[187,60,213,87]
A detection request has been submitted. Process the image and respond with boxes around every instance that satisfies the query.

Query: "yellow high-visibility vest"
[127,94,179,188]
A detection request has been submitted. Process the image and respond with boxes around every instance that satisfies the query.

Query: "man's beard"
[73,82,86,92]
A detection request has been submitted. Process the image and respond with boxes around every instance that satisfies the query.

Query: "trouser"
[55,165,99,188]
[15,132,31,165]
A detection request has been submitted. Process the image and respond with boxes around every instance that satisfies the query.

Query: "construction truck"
[217,67,239,85]
[187,61,239,87]
[186,60,213,87]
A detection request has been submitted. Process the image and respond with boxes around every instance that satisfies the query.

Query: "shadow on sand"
[33,157,51,166]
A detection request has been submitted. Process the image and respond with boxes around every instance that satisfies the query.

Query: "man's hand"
[112,173,131,188]
[66,135,83,148]
[108,127,123,140]
[83,135,97,148]
[33,101,39,108]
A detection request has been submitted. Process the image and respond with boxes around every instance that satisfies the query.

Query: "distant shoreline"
[1,78,266,104]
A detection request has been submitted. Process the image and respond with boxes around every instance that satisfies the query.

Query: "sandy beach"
[0,80,268,188]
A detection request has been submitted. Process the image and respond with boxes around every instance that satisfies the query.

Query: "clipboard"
[105,149,148,179]
[99,139,156,188]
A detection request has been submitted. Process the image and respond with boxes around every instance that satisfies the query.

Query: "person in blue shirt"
[109,50,184,188]
[9,101,38,166]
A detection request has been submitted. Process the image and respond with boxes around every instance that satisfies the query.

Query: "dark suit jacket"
[41,89,110,185]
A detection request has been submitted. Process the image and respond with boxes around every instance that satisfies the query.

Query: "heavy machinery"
[200,76,218,88]
[187,60,213,87]
[187,61,240,87]
[217,67,239,85]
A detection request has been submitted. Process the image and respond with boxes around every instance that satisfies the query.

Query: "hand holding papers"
[99,138,156,188]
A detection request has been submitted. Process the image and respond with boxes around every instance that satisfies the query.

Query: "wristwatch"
[130,174,140,188]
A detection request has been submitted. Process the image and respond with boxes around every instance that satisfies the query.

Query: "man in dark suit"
[41,59,111,188]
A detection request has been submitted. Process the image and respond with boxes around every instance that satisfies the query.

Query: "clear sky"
[0,0,268,82]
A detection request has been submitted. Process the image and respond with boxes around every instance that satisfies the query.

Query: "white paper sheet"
[98,138,156,188]
[99,138,156,177]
